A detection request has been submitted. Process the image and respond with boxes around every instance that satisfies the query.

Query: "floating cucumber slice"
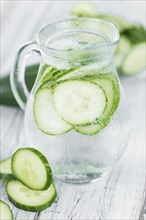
[74,73,120,135]
[115,36,131,55]
[33,87,72,135]
[12,148,52,190]
[121,42,146,75]
[58,65,104,82]
[53,80,107,126]
[0,157,12,179]
[40,64,77,85]
[0,200,13,220]
[7,180,57,212]
[94,73,120,120]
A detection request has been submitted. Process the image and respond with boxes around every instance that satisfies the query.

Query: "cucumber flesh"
[12,148,52,190]
[94,73,120,121]
[0,157,13,180]
[121,42,146,75]
[34,87,72,135]
[40,65,77,85]
[53,80,107,126]
[75,73,120,135]
[0,200,13,220]
[7,180,57,212]
[115,36,131,55]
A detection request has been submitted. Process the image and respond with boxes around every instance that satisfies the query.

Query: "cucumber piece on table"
[12,148,52,190]
[115,36,131,69]
[100,14,131,31]
[7,180,57,212]
[74,73,120,135]
[0,200,13,220]
[0,157,13,180]
[53,80,107,126]
[121,42,146,75]
[34,87,72,135]
[115,36,131,55]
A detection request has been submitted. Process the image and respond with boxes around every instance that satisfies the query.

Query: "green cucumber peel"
[0,200,13,220]
[6,180,57,212]
[11,148,52,190]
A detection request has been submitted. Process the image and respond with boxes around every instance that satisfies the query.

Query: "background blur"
[1,0,145,75]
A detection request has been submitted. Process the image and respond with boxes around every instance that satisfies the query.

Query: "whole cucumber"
[0,64,39,107]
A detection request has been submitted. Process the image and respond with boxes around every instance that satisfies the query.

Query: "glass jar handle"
[10,42,41,110]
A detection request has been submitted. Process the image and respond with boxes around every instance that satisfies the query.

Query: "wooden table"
[1,1,145,219]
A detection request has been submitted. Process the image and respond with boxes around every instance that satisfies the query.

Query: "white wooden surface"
[1,1,146,219]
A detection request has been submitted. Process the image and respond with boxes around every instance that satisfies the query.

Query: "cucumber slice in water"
[75,124,101,135]
[75,73,120,135]
[0,200,13,220]
[121,42,146,75]
[0,157,12,179]
[94,73,120,119]
[53,80,107,126]
[7,180,57,212]
[34,87,72,135]
[12,148,52,190]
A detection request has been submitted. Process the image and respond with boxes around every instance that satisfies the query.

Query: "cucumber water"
[24,26,129,183]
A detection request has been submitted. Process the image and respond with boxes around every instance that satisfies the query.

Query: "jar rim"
[36,17,120,59]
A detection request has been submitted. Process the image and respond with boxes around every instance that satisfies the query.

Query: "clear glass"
[11,18,130,183]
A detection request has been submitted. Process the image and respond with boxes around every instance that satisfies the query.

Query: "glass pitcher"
[11,18,130,183]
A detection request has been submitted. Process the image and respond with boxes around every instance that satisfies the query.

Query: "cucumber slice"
[0,157,12,179]
[75,124,101,135]
[122,25,146,45]
[7,180,57,212]
[0,200,13,220]
[53,80,107,126]
[100,14,131,31]
[74,73,120,135]
[115,36,131,55]
[12,148,52,190]
[115,36,131,69]
[58,63,105,82]
[72,2,98,18]
[94,73,120,119]
[34,87,72,135]
[121,42,146,75]
[40,65,77,85]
